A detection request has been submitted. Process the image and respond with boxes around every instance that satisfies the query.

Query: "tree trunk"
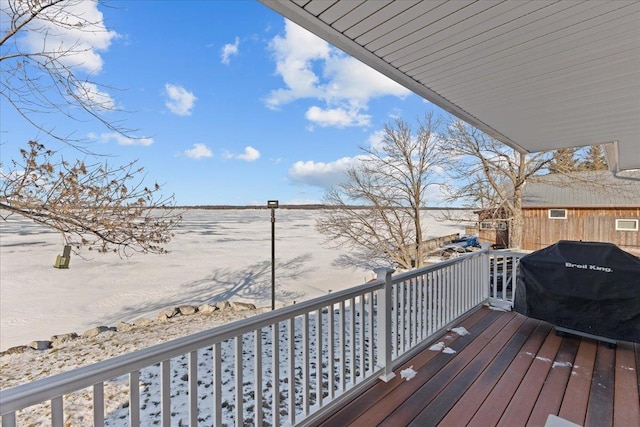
[510,186,524,249]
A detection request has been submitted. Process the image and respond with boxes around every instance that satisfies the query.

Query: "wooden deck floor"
[314,307,640,427]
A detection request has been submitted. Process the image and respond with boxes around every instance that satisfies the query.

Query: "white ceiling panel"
[260,0,640,171]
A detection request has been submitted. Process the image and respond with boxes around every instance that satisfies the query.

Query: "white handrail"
[0,249,525,426]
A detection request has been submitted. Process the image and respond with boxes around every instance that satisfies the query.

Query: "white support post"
[482,249,491,301]
[375,267,396,382]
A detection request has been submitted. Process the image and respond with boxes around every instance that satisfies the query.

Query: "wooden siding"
[522,207,640,252]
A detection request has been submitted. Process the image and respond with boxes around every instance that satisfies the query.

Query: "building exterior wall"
[522,207,640,253]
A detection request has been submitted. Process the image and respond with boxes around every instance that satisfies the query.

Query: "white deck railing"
[0,250,523,427]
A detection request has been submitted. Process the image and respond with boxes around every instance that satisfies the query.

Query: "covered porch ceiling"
[259,0,640,172]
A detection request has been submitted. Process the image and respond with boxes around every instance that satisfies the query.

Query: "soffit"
[259,0,640,171]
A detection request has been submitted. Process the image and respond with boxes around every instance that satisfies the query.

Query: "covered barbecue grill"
[515,240,640,343]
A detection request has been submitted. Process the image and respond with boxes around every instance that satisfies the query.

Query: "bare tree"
[1,141,181,256]
[316,114,445,270]
[0,0,181,256]
[443,120,550,249]
[0,0,131,145]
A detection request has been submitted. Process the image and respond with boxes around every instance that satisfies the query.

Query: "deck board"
[315,308,492,427]
[348,310,504,427]
[438,317,539,426]
[586,342,615,426]
[496,328,564,427]
[380,310,517,427]
[526,336,580,426]
[558,339,597,425]
[407,314,527,427]
[466,323,552,427]
[613,341,640,427]
[310,307,640,427]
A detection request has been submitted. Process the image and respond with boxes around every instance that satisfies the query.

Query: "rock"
[51,332,79,347]
[158,307,178,319]
[132,317,152,327]
[117,321,133,332]
[198,303,218,314]
[1,345,30,355]
[157,313,171,322]
[215,301,231,311]
[28,340,52,351]
[229,301,256,311]
[82,326,115,338]
[178,305,198,316]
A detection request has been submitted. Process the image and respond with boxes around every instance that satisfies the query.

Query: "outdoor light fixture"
[268,200,279,310]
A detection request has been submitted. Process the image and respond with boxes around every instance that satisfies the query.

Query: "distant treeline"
[174,205,470,211]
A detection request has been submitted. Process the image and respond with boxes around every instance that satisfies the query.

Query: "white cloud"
[18,1,117,74]
[288,156,364,188]
[305,106,370,128]
[265,20,329,108]
[224,146,261,162]
[164,83,197,116]
[90,132,153,146]
[238,146,260,161]
[367,129,386,151]
[322,55,410,103]
[75,82,115,110]
[266,19,411,128]
[221,37,240,65]
[184,143,212,159]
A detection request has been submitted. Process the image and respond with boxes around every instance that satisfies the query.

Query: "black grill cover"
[515,240,640,343]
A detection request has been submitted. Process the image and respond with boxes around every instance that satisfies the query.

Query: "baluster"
[359,295,365,381]
[93,382,104,427]
[2,412,16,427]
[272,324,280,427]
[302,313,309,416]
[328,304,335,398]
[213,343,222,427]
[51,396,63,427]
[130,370,140,427]
[339,300,346,392]
[316,308,323,407]
[235,336,243,426]
[161,360,170,427]
[367,292,374,373]
[349,297,356,385]
[288,318,296,426]
[399,280,405,354]
[189,351,198,426]
[254,329,263,427]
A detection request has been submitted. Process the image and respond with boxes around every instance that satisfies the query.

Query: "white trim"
[548,209,567,219]
[480,221,493,230]
[615,218,639,231]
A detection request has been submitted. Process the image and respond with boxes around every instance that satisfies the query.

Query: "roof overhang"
[260,0,640,171]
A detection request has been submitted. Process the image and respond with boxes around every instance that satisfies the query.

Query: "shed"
[478,170,640,254]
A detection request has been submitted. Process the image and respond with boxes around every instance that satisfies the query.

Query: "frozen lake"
[0,208,467,350]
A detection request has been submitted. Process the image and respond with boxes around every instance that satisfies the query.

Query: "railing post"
[482,248,491,301]
[375,267,396,382]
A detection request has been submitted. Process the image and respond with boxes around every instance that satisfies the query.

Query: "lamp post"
[267,200,279,310]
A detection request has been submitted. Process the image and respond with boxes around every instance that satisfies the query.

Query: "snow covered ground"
[1,208,471,425]
[0,208,468,351]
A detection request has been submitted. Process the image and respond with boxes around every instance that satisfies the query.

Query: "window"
[479,221,493,230]
[616,219,639,231]
[548,209,567,219]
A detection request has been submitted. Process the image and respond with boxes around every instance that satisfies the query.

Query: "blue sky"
[1,1,446,206]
